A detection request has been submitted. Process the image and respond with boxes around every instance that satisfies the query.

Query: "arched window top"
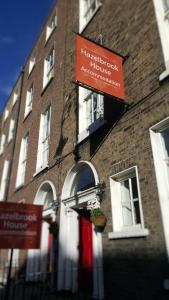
[34,181,57,211]
[43,188,53,210]
[70,164,95,196]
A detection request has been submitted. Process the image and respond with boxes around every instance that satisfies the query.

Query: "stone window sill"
[15,183,24,192]
[41,76,54,96]
[108,228,149,240]
[159,62,169,82]
[33,165,49,177]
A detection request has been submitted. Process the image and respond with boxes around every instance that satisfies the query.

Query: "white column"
[92,228,104,299]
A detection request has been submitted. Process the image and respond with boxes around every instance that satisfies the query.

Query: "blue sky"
[0,0,55,112]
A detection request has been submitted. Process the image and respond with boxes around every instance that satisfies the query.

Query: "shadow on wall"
[0,240,169,299]
[89,97,127,156]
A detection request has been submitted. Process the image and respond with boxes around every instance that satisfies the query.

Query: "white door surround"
[26,180,57,282]
[57,161,104,299]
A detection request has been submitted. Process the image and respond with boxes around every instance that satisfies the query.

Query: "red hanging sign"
[0,203,43,249]
[76,35,125,100]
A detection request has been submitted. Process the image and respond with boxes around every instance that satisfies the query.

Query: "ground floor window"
[150,117,169,259]
[109,166,149,239]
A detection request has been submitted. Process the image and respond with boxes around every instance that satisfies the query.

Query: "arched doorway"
[57,161,104,299]
[26,181,58,285]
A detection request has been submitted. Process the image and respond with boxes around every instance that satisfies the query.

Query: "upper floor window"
[43,48,55,88]
[8,119,15,143]
[85,91,104,127]
[13,89,19,106]
[153,0,169,80]
[16,134,29,188]
[29,54,36,75]
[79,0,102,32]
[108,166,149,239]
[163,0,169,13]
[3,109,9,122]
[46,13,57,41]
[25,83,34,118]
[0,160,10,201]
[150,117,169,260]
[0,134,6,155]
[36,107,51,173]
[78,87,104,142]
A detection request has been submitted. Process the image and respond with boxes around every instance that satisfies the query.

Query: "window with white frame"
[3,109,9,122]
[46,13,57,41]
[153,0,169,80]
[8,119,15,143]
[109,167,148,239]
[43,48,55,88]
[13,89,19,106]
[0,160,10,201]
[163,0,169,13]
[150,117,169,259]
[78,86,104,142]
[36,107,51,172]
[79,0,102,32]
[0,134,6,155]
[25,83,34,118]
[16,134,29,188]
[29,54,36,75]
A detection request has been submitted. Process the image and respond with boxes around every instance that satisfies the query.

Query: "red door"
[78,210,93,293]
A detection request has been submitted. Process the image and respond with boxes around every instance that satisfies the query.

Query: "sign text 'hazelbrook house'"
[0,203,43,249]
[76,35,125,100]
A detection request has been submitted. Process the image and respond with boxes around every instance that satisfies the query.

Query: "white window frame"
[0,160,10,201]
[0,134,6,155]
[153,0,169,80]
[108,166,149,239]
[3,109,9,122]
[163,0,169,14]
[150,116,169,260]
[28,54,36,75]
[35,107,51,173]
[43,48,55,88]
[8,119,15,143]
[24,83,34,118]
[46,13,57,41]
[78,86,104,142]
[13,89,19,106]
[16,134,29,188]
[79,0,102,32]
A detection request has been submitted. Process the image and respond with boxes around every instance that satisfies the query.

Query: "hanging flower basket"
[90,208,107,228]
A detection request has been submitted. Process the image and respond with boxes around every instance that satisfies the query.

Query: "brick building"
[1,0,169,299]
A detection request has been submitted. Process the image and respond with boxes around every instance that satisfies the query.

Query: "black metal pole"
[4,248,13,300]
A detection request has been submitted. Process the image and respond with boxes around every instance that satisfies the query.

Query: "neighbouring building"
[0,74,22,281]
[1,0,169,299]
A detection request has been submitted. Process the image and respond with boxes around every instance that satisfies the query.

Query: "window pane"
[71,165,95,195]
[86,95,92,127]
[162,128,169,157]
[163,0,169,12]
[85,92,104,127]
[121,180,130,204]
[91,0,97,12]
[131,177,138,199]
[92,93,98,122]
[121,180,133,226]
[133,201,141,224]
